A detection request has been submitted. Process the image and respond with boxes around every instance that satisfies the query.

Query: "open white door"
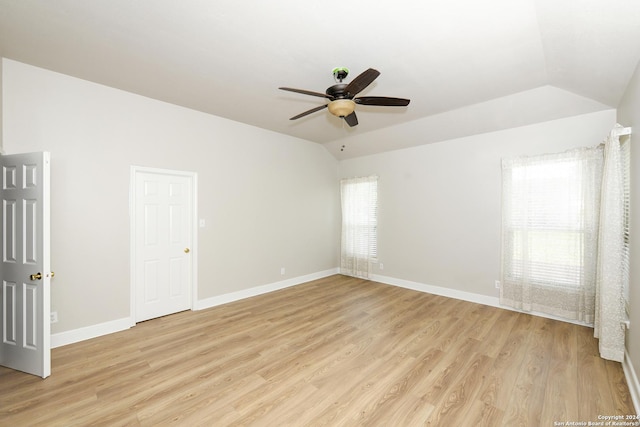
[0,152,51,378]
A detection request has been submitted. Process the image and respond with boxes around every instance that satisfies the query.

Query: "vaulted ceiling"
[1,0,639,158]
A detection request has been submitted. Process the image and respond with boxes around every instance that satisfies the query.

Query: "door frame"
[129,166,198,325]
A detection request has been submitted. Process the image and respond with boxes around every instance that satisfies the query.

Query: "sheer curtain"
[500,147,603,322]
[501,125,631,362]
[340,176,378,278]
[594,125,628,362]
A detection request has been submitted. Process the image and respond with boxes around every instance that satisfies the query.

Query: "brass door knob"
[30,272,42,281]
[184,248,190,253]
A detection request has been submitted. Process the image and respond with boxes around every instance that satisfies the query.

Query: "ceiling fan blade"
[289,104,328,120]
[345,68,380,97]
[279,87,333,99]
[343,111,358,127]
[355,96,410,106]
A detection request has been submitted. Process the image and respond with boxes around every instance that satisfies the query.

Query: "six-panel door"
[0,152,50,378]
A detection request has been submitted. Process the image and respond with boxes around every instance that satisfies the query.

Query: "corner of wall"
[0,57,4,154]
[624,348,640,415]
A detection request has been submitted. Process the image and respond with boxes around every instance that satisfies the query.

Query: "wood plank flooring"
[0,275,635,426]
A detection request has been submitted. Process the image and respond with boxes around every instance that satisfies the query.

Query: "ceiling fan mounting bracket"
[332,67,349,83]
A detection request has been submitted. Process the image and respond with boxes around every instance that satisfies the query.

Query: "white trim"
[370,274,498,307]
[50,268,339,347]
[624,348,640,415]
[369,274,592,327]
[129,167,136,326]
[191,174,199,309]
[51,317,132,348]
[195,268,339,311]
[129,166,198,324]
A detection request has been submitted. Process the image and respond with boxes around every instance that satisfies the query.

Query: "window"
[504,155,600,288]
[340,176,378,278]
[500,147,603,321]
[502,127,629,359]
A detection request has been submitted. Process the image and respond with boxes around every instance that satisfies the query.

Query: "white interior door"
[0,152,51,378]
[132,168,195,322]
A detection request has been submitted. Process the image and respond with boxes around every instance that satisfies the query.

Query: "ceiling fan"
[279,67,410,127]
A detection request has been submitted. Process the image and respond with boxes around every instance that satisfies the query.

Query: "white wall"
[618,59,640,391]
[2,59,340,334]
[0,56,626,349]
[339,110,617,298]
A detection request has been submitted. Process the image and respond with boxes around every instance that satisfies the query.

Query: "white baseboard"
[370,273,500,308]
[51,268,340,348]
[194,268,340,311]
[51,317,133,349]
[369,273,591,327]
[50,269,596,352]
[624,348,640,415]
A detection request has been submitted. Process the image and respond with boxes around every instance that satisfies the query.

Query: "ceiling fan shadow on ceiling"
[279,67,410,127]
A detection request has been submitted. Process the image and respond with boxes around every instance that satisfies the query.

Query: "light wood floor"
[0,275,635,426]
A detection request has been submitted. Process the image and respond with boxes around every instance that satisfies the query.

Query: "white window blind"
[621,138,631,314]
[500,147,603,321]
[340,176,378,278]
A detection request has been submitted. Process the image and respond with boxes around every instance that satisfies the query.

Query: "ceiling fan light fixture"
[328,99,355,117]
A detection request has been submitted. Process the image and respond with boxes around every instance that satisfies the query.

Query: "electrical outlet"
[280,267,285,275]
[50,311,58,323]
[379,263,384,270]
[495,280,501,289]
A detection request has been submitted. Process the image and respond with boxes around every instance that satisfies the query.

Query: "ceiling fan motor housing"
[326,83,349,99]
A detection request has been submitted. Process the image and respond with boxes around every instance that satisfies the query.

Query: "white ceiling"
[1,0,639,158]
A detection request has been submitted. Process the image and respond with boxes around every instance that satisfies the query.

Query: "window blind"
[500,147,603,322]
[621,138,631,315]
[503,151,602,290]
[340,176,378,259]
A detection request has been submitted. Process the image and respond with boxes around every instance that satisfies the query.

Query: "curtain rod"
[614,126,632,136]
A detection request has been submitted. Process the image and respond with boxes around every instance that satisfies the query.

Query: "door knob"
[30,272,42,281]
[184,248,190,253]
